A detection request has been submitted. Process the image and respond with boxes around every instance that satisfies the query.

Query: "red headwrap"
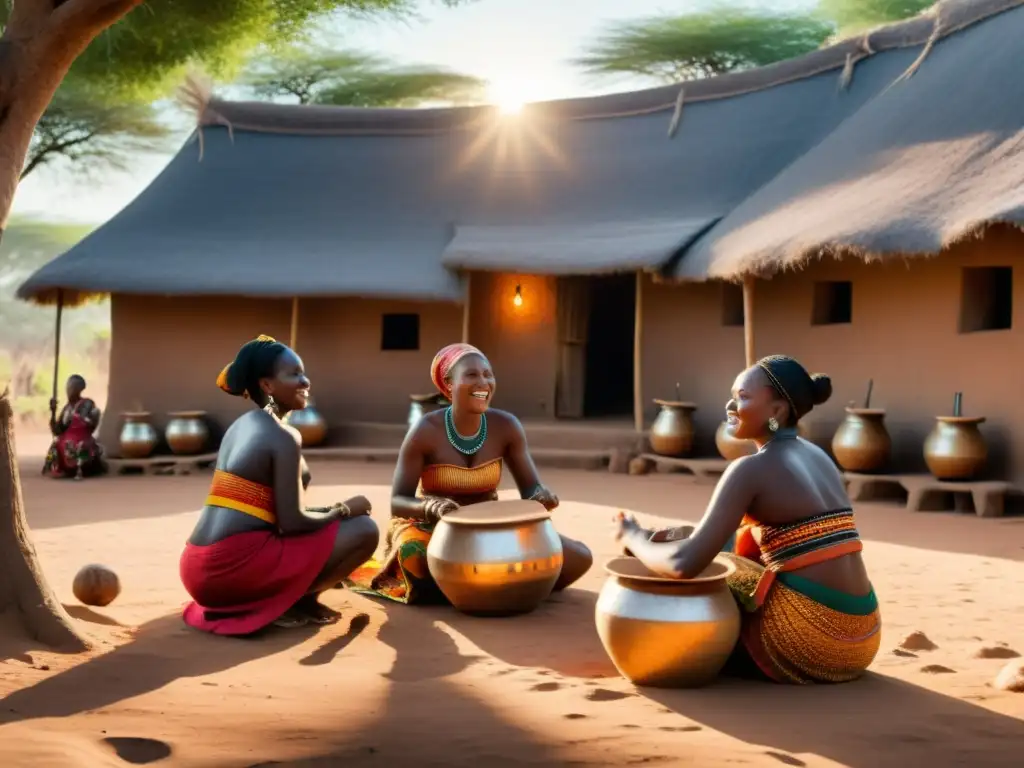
[430,343,483,399]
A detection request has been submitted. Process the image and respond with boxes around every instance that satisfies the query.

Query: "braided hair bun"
[810,373,832,406]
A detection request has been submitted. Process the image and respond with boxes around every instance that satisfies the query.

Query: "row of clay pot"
[650,401,989,481]
[118,404,330,459]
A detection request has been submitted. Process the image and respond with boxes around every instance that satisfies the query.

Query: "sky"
[13,0,812,224]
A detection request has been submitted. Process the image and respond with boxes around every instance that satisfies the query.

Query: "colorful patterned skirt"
[722,551,881,684]
[346,517,446,604]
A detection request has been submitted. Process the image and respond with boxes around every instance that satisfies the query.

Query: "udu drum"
[426,499,564,616]
[595,555,740,688]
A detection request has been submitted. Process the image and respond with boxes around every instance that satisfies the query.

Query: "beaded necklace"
[445,406,487,455]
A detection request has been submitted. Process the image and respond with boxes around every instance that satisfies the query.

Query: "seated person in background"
[44,374,105,479]
[348,342,593,604]
[179,335,380,634]
[615,356,880,684]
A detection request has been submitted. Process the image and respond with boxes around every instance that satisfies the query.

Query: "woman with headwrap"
[347,342,592,604]
[44,374,105,479]
[179,335,380,634]
[615,355,880,684]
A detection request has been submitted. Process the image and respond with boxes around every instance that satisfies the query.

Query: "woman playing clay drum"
[180,335,380,634]
[350,342,593,604]
[615,355,880,684]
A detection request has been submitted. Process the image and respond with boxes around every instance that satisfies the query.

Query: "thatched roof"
[18,0,1024,305]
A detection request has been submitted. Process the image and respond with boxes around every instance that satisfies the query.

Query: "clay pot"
[715,420,809,461]
[595,556,741,688]
[426,500,564,616]
[72,563,121,607]
[831,408,891,473]
[119,412,158,459]
[924,416,988,481]
[649,400,697,457]
[285,398,328,447]
[165,411,210,455]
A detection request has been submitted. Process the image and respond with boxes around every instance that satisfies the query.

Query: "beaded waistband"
[205,470,276,524]
[748,509,863,608]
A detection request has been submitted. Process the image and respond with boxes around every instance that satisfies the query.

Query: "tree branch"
[49,0,142,37]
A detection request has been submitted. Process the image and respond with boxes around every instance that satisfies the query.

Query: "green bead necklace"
[445,406,487,455]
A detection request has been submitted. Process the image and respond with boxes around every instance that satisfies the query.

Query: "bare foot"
[295,595,341,625]
[272,608,309,629]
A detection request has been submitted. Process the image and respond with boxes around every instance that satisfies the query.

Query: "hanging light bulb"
[513,283,523,307]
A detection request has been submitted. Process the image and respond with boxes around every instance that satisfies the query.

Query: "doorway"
[554,274,635,419]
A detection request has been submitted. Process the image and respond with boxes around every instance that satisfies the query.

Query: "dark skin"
[50,375,100,436]
[614,365,872,598]
[392,352,593,591]
[188,347,380,628]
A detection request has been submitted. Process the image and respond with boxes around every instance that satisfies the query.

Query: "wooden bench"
[106,452,217,476]
[843,472,1012,518]
[634,453,729,484]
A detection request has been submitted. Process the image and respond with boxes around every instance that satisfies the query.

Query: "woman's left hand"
[529,485,559,511]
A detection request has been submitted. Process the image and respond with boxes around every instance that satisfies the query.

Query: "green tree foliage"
[239,44,485,106]
[575,7,836,83]
[818,0,937,37]
[24,78,172,181]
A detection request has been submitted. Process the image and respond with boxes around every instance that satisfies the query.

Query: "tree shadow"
[0,612,317,724]
[641,672,1024,767]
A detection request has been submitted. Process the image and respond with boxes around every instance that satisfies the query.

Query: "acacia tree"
[240,44,484,106]
[575,7,835,83]
[24,77,170,180]
[0,0,462,650]
[818,0,937,36]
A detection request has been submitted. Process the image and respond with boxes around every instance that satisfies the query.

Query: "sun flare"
[487,79,530,115]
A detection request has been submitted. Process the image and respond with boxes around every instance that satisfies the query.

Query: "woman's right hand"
[423,496,460,522]
[343,495,372,517]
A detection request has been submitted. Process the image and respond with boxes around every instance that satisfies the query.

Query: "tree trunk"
[0,0,140,650]
[0,387,89,650]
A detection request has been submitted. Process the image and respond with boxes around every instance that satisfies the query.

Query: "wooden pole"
[633,271,644,432]
[289,297,299,350]
[461,272,471,344]
[742,276,755,367]
[50,290,64,420]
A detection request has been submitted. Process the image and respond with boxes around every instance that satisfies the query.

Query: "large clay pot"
[715,420,809,461]
[119,412,158,459]
[285,398,328,447]
[408,393,447,433]
[831,408,891,473]
[165,411,210,455]
[924,416,988,481]
[649,400,697,457]
[595,556,740,688]
[426,499,564,616]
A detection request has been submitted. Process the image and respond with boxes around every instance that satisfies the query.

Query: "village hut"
[17,0,1024,480]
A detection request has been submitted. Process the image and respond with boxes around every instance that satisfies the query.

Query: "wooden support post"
[50,289,64,421]
[461,272,471,344]
[289,297,299,350]
[742,276,755,367]
[633,271,644,433]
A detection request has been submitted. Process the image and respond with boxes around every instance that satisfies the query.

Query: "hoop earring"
[264,394,279,417]
[768,416,779,433]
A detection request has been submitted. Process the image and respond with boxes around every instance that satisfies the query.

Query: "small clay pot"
[285,397,328,447]
[119,412,157,459]
[165,411,210,455]
[715,420,809,461]
[649,400,697,457]
[832,408,891,473]
[923,416,987,481]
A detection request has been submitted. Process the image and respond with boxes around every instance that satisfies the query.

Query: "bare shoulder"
[227,410,297,453]
[406,410,444,447]
[721,450,769,482]
[486,408,523,432]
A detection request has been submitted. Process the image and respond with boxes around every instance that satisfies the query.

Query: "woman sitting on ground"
[180,335,380,634]
[349,342,593,604]
[615,355,880,684]
[44,374,105,479]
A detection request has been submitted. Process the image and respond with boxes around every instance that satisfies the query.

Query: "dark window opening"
[812,281,853,326]
[381,313,420,351]
[721,283,744,327]
[960,266,1012,333]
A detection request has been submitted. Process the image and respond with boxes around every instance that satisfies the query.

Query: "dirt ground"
[2,434,1023,767]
